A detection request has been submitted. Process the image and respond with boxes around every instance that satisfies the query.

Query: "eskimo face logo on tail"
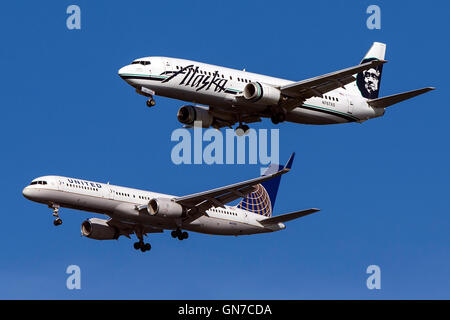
[237,184,272,217]
[357,58,383,99]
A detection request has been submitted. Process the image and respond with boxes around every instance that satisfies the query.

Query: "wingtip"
[284,152,295,170]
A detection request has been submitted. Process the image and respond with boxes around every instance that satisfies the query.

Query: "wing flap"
[367,87,435,108]
[260,208,320,225]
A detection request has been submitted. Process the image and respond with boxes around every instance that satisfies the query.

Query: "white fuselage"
[118,56,384,125]
[22,176,284,236]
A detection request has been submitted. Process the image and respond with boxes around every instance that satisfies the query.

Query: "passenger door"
[164,59,173,76]
[347,97,355,114]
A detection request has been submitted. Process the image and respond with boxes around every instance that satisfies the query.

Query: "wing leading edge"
[280,60,388,100]
[178,153,295,224]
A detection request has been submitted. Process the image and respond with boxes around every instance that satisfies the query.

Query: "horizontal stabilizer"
[367,87,435,108]
[260,208,320,225]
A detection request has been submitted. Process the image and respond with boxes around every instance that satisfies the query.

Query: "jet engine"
[177,105,214,128]
[81,218,119,240]
[147,198,185,218]
[243,82,281,105]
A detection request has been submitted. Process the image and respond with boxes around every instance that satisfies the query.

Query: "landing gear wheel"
[50,204,62,226]
[177,231,189,240]
[235,124,250,136]
[139,243,151,252]
[146,98,156,107]
[171,230,178,238]
[271,113,285,124]
[133,242,141,250]
[271,114,279,124]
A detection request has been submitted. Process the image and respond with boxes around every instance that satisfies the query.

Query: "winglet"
[283,152,295,171]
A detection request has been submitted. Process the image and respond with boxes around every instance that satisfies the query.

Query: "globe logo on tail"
[237,184,272,217]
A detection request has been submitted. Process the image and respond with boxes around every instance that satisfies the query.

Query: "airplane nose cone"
[118,65,134,78]
[118,65,138,86]
[22,186,32,199]
[118,66,127,77]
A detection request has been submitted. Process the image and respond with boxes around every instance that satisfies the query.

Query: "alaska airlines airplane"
[22,154,318,252]
[118,42,434,134]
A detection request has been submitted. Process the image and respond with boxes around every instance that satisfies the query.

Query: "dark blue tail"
[237,153,295,217]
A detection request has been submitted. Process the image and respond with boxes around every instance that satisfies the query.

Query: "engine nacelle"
[243,82,281,105]
[177,105,214,128]
[81,218,119,240]
[147,198,185,218]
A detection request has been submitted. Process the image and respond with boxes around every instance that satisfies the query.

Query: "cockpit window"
[131,61,151,65]
[30,181,47,185]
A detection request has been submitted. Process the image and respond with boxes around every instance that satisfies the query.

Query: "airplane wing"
[367,87,435,108]
[176,153,295,224]
[107,217,164,238]
[280,60,387,102]
[259,208,320,225]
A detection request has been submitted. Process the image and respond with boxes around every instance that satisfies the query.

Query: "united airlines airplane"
[22,154,318,252]
[118,42,434,134]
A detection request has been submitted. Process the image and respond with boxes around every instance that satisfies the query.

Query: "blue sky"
[0,0,448,299]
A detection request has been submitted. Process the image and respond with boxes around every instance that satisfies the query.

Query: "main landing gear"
[50,204,62,226]
[133,241,151,252]
[134,229,151,252]
[235,124,250,136]
[271,112,286,124]
[171,228,189,241]
[146,96,156,107]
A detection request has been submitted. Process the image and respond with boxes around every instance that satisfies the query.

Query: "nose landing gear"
[50,204,62,226]
[146,97,156,107]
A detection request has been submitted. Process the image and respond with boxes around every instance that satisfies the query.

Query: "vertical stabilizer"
[237,153,295,217]
[345,42,386,99]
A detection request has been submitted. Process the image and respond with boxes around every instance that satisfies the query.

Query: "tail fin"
[237,153,295,217]
[345,42,386,99]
